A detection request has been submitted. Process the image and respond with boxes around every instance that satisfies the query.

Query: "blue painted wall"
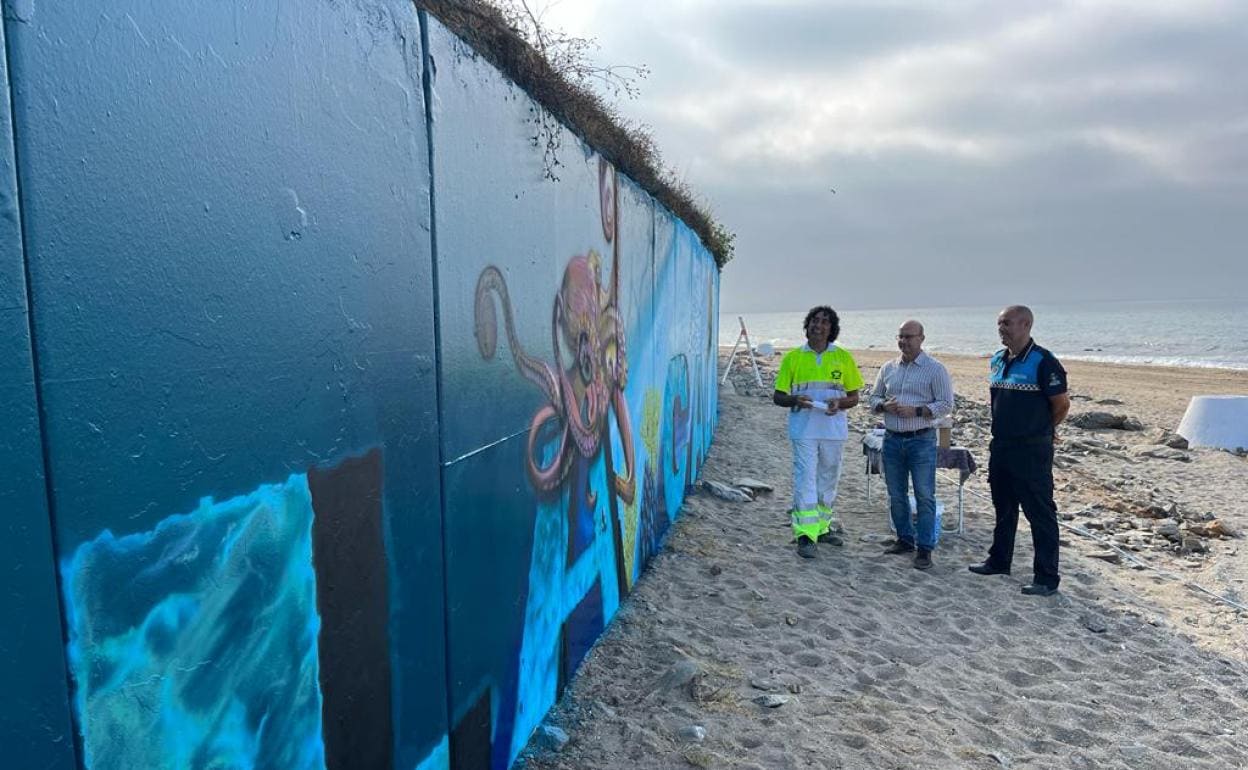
[1,2,718,769]
[0,18,79,770]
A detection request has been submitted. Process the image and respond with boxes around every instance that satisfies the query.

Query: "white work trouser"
[792,438,844,514]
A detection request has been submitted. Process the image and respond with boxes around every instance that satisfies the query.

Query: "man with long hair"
[773,306,863,559]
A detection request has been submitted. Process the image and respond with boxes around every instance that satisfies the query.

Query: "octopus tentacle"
[475,265,561,406]
[526,404,575,494]
[611,388,636,504]
[477,265,572,490]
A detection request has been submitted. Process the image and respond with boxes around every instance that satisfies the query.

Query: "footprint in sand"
[1047,724,1100,749]
[1001,669,1043,688]
[832,732,871,750]
[792,651,824,667]
[1020,658,1061,676]
[851,715,891,734]
[736,734,765,750]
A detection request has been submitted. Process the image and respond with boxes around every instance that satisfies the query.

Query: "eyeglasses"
[896,334,921,339]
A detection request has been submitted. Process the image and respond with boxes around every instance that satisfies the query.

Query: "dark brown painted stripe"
[309,448,394,770]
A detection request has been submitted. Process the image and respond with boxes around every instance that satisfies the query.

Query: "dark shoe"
[914,549,933,570]
[797,536,818,559]
[883,540,915,555]
[1021,583,1058,597]
[817,530,844,546]
[968,561,1010,576]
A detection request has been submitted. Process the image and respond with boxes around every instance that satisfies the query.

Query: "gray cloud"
[542,0,1248,311]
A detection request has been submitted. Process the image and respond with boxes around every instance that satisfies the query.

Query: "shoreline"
[721,344,1248,376]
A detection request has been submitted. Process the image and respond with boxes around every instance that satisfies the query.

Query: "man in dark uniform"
[969,305,1070,596]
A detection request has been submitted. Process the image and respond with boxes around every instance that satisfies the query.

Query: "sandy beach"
[520,349,1248,769]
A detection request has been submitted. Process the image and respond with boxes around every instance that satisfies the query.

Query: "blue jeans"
[883,431,938,550]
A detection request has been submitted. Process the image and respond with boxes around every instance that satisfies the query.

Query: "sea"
[720,299,1248,371]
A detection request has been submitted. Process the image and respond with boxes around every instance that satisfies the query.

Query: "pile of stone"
[1065,497,1238,559]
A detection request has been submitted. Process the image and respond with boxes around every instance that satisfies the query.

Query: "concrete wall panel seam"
[0,10,84,768]
[418,10,459,770]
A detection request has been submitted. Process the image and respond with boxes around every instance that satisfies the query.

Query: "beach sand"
[520,351,1248,769]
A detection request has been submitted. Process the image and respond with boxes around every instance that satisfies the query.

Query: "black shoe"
[884,540,915,555]
[968,561,1010,576]
[1021,583,1058,597]
[914,549,933,570]
[817,531,844,546]
[797,536,818,559]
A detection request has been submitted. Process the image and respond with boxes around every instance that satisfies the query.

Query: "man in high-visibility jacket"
[773,306,863,559]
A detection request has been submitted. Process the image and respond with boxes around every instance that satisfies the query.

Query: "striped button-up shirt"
[869,351,955,433]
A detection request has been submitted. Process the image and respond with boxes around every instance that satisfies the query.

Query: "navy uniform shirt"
[988,340,1067,441]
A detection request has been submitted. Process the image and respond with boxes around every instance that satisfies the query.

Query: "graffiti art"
[473,159,636,575]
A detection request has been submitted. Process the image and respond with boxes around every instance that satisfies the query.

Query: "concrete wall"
[1,2,718,769]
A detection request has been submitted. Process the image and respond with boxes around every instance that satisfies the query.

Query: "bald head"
[897,319,925,361]
[1001,305,1034,326]
[997,305,1034,353]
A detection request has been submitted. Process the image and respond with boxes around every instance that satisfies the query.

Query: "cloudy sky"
[538,0,1248,313]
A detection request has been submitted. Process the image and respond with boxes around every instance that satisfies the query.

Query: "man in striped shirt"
[869,320,955,570]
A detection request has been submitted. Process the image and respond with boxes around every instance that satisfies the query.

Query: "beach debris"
[1153,521,1181,540]
[1069,411,1144,431]
[1088,550,1122,564]
[534,725,570,752]
[1065,439,1132,461]
[1134,446,1191,462]
[1152,430,1189,449]
[677,725,706,743]
[1096,398,1125,405]
[987,751,1011,768]
[644,658,702,701]
[752,694,789,708]
[700,479,753,503]
[731,476,774,494]
[592,700,617,719]
[749,677,780,692]
[1181,536,1208,555]
[1187,519,1235,538]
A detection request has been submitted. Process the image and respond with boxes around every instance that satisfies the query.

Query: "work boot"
[797,536,818,559]
[817,530,844,546]
[883,540,915,555]
[913,549,933,570]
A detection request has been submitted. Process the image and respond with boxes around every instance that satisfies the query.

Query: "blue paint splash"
[61,476,326,770]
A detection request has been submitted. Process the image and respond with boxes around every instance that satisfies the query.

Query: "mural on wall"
[23,12,717,769]
[464,156,718,769]
[474,159,636,582]
[60,451,396,770]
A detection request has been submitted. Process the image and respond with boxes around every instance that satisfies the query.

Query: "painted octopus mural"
[474,159,636,576]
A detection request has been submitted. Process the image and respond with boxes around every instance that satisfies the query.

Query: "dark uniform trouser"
[987,439,1060,588]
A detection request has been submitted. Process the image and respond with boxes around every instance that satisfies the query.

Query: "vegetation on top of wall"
[415,0,735,267]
